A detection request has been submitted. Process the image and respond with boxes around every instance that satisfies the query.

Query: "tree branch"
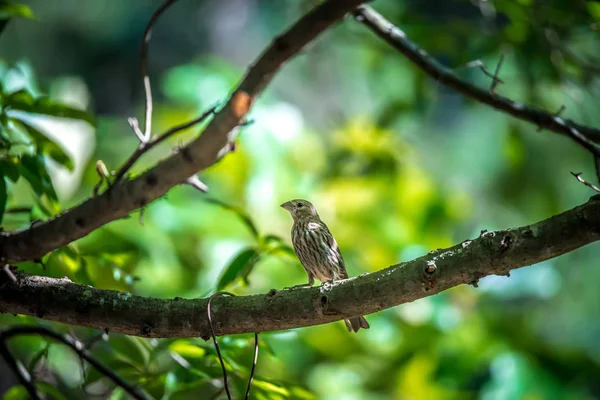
[0,326,149,400]
[0,0,369,265]
[353,5,600,153]
[1,196,598,338]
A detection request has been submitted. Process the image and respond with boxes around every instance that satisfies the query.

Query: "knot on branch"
[500,234,513,252]
[422,261,438,291]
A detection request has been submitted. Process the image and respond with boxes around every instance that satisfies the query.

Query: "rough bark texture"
[0,0,369,265]
[1,196,598,338]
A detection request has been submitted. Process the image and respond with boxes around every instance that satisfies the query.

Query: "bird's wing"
[319,224,349,279]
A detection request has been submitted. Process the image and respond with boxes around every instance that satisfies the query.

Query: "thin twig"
[80,328,111,397]
[0,340,39,399]
[571,172,600,193]
[245,333,259,400]
[113,106,217,183]
[462,60,505,84]
[489,54,504,95]
[112,0,206,186]
[138,0,181,142]
[185,175,209,192]
[0,326,149,400]
[93,160,112,196]
[353,5,600,156]
[207,291,236,400]
[538,105,565,132]
[207,291,260,400]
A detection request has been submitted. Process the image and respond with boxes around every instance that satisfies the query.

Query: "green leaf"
[260,234,296,257]
[217,247,260,290]
[28,343,50,372]
[0,155,20,182]
[36,382,68,400]
[205,198,260,239]
[11,118,74,170]
[18,154,57,200]
[5,89,94,125]
[2,385,29,400]
[0,3,34,20]
[0,176,6,224]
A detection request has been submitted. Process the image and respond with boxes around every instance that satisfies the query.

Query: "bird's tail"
[344,316,370,332]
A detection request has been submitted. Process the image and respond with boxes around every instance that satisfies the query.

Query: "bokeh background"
[1,0,600,398]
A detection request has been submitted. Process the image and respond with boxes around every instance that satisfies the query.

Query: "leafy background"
[1,0,600,398]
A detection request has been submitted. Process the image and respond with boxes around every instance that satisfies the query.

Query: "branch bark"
[0,0,368,265]
[2,196,598,338]
[354,5,600,152]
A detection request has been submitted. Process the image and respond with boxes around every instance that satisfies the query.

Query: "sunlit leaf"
[2,385,29,400]
[253,379,290,396]
[5,89,94,125]
[169,341,207,359]
[204,198,260,239]
[0,3,34,20]
[217,247,260,290]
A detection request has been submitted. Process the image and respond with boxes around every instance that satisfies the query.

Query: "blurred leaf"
[2,385,29,400]
[260,234,296,257]
[217,247,260,290]
[253,379,290,396]
[205,198,260,239]
[27,342,49,372]
[83,358,142,388]
[36,381,68,400]
[109,335,150,367]
[5,89,94,125]
[18,154,57,200]
[0,155,20,182]
[169,341,206,359]
[11,118,74,170]
[0,2,34,20]
[0,176,6,224]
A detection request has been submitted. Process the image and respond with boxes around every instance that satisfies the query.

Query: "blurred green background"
[1,0,600,399]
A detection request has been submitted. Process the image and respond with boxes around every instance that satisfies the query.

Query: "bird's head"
[280,199,318,221]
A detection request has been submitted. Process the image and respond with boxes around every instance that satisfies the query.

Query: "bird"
[280,199,370,332]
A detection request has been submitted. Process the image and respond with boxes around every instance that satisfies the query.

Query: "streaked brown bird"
[281,199,370,332]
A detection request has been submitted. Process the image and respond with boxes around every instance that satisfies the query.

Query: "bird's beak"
[280,201,292,211]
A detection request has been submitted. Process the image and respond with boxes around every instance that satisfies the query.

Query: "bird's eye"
[296,203,303,208]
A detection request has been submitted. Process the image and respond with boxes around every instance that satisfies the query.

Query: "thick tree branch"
[353,6,600,152]
[0,0,369,265]
[1,196,598,338]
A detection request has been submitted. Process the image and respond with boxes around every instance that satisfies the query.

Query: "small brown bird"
[281,199,370,332]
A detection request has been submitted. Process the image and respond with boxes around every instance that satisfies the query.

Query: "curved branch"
[0,326,149,399]
[353,6,600,151]
[0,0,368,265]
[1,196,598,338]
